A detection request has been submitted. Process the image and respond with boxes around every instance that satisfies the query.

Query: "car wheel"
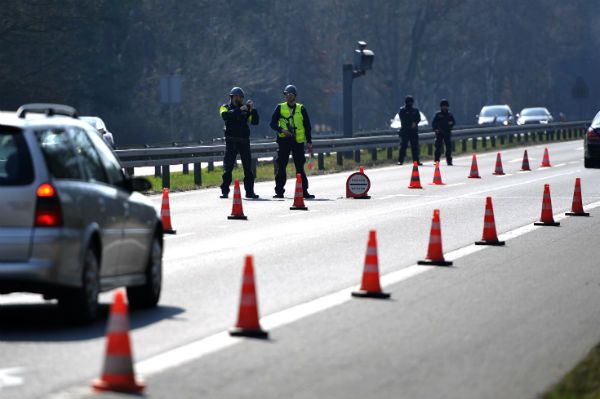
[584,158,592,168]
[59,246,100,324]
[127,235,162,309]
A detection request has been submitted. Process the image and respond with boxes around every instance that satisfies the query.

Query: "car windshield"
[481,106,510,117]
[81,116,106,131]
[592,111,600,128]
[0,127,34,186]
[521,108,548,116]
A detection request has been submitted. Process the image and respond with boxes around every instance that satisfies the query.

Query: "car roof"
[481,104,510,110]
[0,112,96,131]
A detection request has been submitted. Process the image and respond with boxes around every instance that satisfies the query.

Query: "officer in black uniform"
[397,95,422,165]
[432,99,456,165]
[219,87,260,199]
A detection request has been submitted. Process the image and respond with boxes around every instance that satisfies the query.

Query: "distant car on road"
[516,107,554,125]
[584,110,600,168]
[477,105,514,126]
[0,104,162,323]
[390,111,429,129]
[81,116,115,148]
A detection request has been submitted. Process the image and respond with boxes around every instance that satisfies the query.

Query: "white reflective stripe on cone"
[107,313,129,333]
[160,210,170,217]
[242,275,255,285]
[102,355,134,375]
[429,236,441,244]
[364,264,378,273]
[365,247,377,256]
[240,295,256,306]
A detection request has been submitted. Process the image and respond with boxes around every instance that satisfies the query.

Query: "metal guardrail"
[115,121,589,188]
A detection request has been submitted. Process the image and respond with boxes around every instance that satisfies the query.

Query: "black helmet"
[440,99,449,107]
[283,85,297,96]
[229,87,245,97]
[405,95,414,105]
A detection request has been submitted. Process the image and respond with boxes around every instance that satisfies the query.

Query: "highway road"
[1,139,600,399]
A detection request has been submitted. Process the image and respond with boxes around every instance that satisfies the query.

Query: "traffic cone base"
[351,290,391,299]
[534,220,560,226]
[228,214,248,220]
[164,228,176,234]
[290,205,309,210]
[565,211,589,217]
[92,379,145,394]
[417,259,453,267]
[475,239,505,246]
[229,327,269,339]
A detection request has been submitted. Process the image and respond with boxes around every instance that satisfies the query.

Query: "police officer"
[270,84,314,199]
[397,95,422,165]
[219,87,260,199]
[432,99,456,166]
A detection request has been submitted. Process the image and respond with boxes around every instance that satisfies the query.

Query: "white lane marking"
[508,158,522,163]
[134,199,600,378]
[576,147,584,150]
[164,232,195,240]
[554,163,566,167]
[568,161,579,165]
[377,194,423,200]
[445,182,466,187]
[496,173,514,177]
[0,368,24,390]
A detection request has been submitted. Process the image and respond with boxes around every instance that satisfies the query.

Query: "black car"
[584,111,600,168]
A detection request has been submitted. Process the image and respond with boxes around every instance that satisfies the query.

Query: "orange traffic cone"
[92,290,144,393]
[418,209,453,266]
[228,180,247,220]
[290,173,308,210]
[566,178,589,216]
[161,188,176,234]
[429,161,445,185]
[408,161,423,189]
[534,184,560,226]
[520,150,531,171]
[359,166,365,174]
[352,230,390,299]
[468,154,481,178]
[229,255,268,339]
[493,152,505,175]
[540,147,551,167]
[475,197,505,246]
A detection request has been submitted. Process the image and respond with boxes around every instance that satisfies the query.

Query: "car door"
[67,126,125,277]
[85,130,154,276]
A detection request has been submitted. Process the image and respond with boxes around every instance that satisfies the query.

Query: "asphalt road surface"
[1,139,599,399]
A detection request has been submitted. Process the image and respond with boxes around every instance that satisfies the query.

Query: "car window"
[36,128,83,180]
[67,127,109,184]
[592,111,600,128]
[84,127,124,185]
[481,106,510,117]
[0,127,34,186]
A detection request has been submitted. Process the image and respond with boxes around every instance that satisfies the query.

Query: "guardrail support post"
[162,165,170,189]
[472,137,477,151]
[462,139,467,153]
[508,134,514,143]
[490,136,495,148]
[154,166,161,177]
[371,148,377,161]
[194,163,202,185]
[337,152,343,166]
[500,136,505,146]
[318,153,325,170]
[427,143,433,156]
[208,161,214,172]
[387,147,393,160]
[452,140,456,152]
[354,150,361,163]
[482,136,487,149]
[182,163,189,175]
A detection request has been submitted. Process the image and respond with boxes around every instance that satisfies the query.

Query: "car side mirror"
[516,114,520,118]
[123,176,152,192]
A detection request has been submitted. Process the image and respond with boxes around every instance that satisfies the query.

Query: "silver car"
[516,107,554,125]
[477,105,515,126]
[0,104,163,323]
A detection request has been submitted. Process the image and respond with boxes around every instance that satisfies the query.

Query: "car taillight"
[588,128,600,140]
[35,183,63,227]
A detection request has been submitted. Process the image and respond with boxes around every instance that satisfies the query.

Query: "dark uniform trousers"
[435,131,452,163]
[220,137,254,195]
[398,131,420,163]
[275,138,308,195]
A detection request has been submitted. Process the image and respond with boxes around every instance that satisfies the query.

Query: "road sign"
[346,172,371,199]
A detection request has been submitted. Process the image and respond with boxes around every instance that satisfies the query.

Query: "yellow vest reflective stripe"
[278,102,305,143]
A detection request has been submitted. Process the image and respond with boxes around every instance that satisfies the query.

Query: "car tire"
[584,158,592,168]
[127,235,162,309]
[59,246,100,325]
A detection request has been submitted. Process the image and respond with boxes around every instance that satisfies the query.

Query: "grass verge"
[541,342,600,399]
[144,133,582,194]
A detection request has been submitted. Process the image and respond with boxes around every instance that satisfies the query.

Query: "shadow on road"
[0,303,185,342]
